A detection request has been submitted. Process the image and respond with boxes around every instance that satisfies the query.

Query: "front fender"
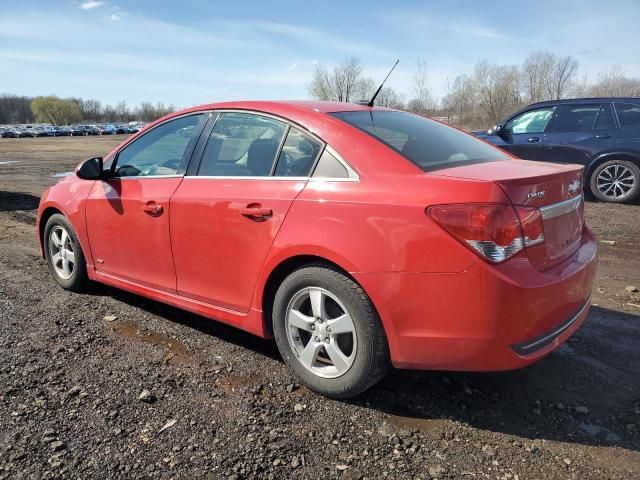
[37,177,96,266]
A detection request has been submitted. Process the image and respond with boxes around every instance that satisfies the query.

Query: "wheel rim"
[48,225,75,280]
[285,287,357,379]
[596,164,636,200]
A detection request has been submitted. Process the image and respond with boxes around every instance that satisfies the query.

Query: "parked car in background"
[17,127,36,138]
[114,124,131,134]
[69,125,86,136]
[38,100,596,398]
[33,126,50,137]
[2,128,20,138]
[55,127,72,136]
[474,98,640,203]
[82,125,100,136]
[98,124,117,135]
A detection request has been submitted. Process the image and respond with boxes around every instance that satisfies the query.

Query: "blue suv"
[474,98,640,203]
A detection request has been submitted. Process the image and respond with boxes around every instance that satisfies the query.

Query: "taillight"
[427,203,545,263]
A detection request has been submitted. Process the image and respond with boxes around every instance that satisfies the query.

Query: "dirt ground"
[0,136,639,479]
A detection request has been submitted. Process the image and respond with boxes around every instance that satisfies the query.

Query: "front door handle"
[527,136,541,143]
[595,134,611,139]
[231,203,273,220]
[142,202,163,215]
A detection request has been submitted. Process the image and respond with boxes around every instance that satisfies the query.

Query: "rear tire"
[272,265,389,398]
[44,214,89,292]
[590,159,640,203]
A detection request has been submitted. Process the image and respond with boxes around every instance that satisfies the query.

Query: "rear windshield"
[331,111,507,171]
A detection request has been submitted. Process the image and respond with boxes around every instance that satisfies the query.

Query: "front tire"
[590,159,640,203]
[44,214,88,292]
[272,265,389,398]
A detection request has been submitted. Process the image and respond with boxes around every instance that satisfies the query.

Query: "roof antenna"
[366,59,399,107]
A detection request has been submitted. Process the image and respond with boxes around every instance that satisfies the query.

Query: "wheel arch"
[585,151,640,183]
[38,206,64,258]
[260,254,379,336]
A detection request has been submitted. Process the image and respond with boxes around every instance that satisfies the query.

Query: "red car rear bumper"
[354,227,597,371]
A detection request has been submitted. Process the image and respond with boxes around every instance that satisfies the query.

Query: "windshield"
[331,111,508,171]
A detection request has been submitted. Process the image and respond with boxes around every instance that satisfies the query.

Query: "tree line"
[0,94,175,126]
[309,52,640,129]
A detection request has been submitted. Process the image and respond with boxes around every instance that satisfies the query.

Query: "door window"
[614,103,640,127]
[503,108,555,134]
[197,113,287,176]
[273,128,323,177]
[594,104,617,130]
[551,104,600,132]
[113,114,206,177]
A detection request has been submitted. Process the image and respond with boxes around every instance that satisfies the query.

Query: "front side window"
[503,107,555,134]
[614,103,640,127]
[332,110,507,171]
[551,104,600,132]
[198,113,287,176]
[274,128,323,177]
[114,114,206,177]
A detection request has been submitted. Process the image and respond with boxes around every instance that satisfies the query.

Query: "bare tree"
[309,58,371,102]
[474,61,522,124]
[407,59,436,115]
[547,55,579,100]
[522,51,556,103]
[375,87,405,109]
[588,66,640,97]
[442,74,478,127]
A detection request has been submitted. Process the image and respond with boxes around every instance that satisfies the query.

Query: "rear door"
[497,106,556,159]
[541,103,619,166]
[170,112,324,312]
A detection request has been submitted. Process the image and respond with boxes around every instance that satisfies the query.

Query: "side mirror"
[76,157,104,180]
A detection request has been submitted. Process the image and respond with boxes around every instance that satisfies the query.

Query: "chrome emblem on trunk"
[527,190,546,199]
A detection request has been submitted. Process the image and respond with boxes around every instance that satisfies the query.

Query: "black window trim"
[108,110,212,179]
[185,108,359,181]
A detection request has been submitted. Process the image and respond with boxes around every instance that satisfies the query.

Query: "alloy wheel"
[48,225,75,280]
[285,287,357,379]
[596,164,636,200]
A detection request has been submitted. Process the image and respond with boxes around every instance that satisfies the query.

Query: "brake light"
[427,203,545,263]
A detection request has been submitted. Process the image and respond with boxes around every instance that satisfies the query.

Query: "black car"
[474,98,640,203]
[2,128,19,138]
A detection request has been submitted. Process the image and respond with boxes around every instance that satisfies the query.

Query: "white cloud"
[80,1,104,10]
[110,13,120,21]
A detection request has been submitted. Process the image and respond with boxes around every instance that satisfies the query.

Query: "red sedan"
[37,101,597,398]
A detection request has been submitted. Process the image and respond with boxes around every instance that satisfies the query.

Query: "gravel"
[1,137,639,479]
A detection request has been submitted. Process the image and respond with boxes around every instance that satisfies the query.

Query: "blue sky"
[1,0,639,107]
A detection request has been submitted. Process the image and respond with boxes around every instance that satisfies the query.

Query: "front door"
[498,106,556,160]
[170,112,323,312]
[85,113,207,291]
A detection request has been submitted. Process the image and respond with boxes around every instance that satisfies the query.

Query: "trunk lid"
[434,159,585,270]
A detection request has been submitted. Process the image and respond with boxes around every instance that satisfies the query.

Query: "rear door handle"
[527,137,541,143]
[142,202,163,215]
[231,203,273,220]
[595,134,611,139]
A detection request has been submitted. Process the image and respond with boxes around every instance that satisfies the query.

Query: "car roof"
[174,100,393,118]
[529,97,640,107]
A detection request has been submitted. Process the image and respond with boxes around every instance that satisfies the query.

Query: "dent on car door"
[497,106,555,160]
[541,103,618,165]
[170,112,324,313]
[85,113,207,291]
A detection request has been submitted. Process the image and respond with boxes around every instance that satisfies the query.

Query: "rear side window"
[614,103,640,127]
[274,128,323,177]
[198,113,286,176]
[551,104,600,132]
[594,104,616,130]
[312,150,349,178]
[331,111,507,171]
